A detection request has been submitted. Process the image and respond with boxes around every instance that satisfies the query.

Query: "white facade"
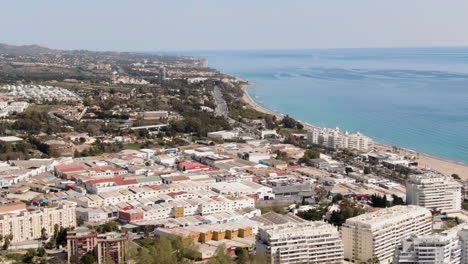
[394,233,461,264]
[307,127,373,151]
[458,226,468,264]
[0,203,76,243]
[207,130,238,140]
[256,221,343,264]
[341,205,432,264]
[406,172,462,212]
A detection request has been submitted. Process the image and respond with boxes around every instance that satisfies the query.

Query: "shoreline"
[240,82,468,179]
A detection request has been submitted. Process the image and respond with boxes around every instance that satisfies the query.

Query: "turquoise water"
[168,48,468,163]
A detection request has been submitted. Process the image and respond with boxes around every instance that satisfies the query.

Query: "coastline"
[240,83,468,179]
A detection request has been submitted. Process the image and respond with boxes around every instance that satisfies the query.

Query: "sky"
[1,0,468,52]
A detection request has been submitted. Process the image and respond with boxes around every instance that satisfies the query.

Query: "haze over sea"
[167,48,468,163]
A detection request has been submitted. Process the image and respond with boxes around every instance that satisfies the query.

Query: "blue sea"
[165,48,468,163]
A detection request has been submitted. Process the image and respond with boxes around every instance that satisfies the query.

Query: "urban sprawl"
[0,43,465,264]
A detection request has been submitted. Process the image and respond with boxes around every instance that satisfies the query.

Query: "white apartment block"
[307,127,373,151]
[256,221,344,264]
[457,226,468,264]
[341,205,432,264]
[0,203,76,243]
[134,196,254,221]
[394,232,461,264]
[406,172,462,212]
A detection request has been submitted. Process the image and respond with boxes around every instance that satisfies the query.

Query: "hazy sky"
[2,0,468,51]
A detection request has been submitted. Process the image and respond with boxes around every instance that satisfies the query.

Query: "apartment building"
[307,127,373,151]
[0,202,76,243]
[256,212,343,264]
[67,227,127,264]
[406,172,462,212]
[457,226,468,264]
[394,233,461,264]
[341,205,432,264]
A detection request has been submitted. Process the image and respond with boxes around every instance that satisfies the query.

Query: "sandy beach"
[241,83,468,179]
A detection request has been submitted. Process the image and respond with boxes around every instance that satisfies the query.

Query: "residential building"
[255,212,343,264]
[67,227,127,264]
[457,226,468,264]
[406,172,462,212]
[307,127,373,151]
[341,205,432,264]
[0,202,76,243]
[394,232,461,264]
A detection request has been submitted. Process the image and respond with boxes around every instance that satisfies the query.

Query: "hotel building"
[341,205,432,264]
[406,172,462,212]
[307,127,373,151]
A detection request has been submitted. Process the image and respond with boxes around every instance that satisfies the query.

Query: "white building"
[0,202,76,243]
[256,217,343,264]
[394,232,461,264]
[207,130,238,140]
[341,205,432,264]
[457,226,468,264]
[406,172,462,212]
[307,127,373,151]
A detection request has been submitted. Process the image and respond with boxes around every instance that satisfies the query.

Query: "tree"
[328,199,365,226]
[452,174,461,180]
[37,247,47,257]
[137,248,153,264]
[235,247,249,264]
[315,187,328,202]
[3,234,13,250]
[299,148,320,163]
[281,115,301,129]
[332,194,344,203]
[370,194,388,208]
[275,150,288,161]
[80,253,96,264]
[391,194,405,206]
[297,207,326,221]
[41,227,48,241]
[363,167,371,174]
[209,244,234,264]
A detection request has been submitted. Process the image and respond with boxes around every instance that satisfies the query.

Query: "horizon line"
[143,45,468,54]
[3,42,468,54]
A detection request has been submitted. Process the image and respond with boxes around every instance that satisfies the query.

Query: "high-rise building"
[159,66,167,80]
[406,172,462,212]
[341,205,432,264]
[457,226,468,264]
[67,227,127,264]
[0,202,76,243]
[394,233,461,264]
[307,127,373,151]
[255,212,343,264]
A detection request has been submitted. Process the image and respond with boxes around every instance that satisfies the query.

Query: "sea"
[162,48,468,163]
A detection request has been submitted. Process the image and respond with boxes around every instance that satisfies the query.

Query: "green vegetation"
[132,235,201,264]
[280,115,303,130]
[45,224,69,249]
[296,207,327,221]
[258,206,287,215]
[298,148,320,163]
[329,199,366,226]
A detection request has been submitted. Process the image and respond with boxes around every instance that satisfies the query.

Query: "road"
[212,85,228,117]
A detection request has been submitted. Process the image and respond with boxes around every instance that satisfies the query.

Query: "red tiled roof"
[55,163,86,173]
[167,191,187,197]
[178,161,209,171]
[89,177,138,186]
